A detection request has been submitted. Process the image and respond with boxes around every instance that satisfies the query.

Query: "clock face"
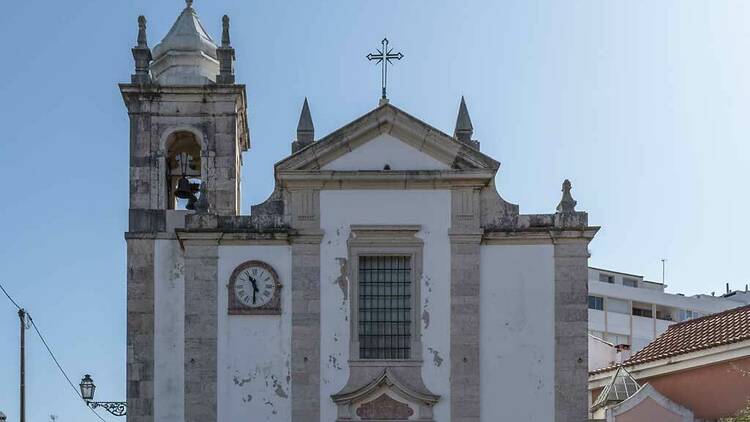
[234,266,277,308]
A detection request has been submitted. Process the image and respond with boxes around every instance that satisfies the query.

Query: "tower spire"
[292,98,315,153]
[454,96,479,150]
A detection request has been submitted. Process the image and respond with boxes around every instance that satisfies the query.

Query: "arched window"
[165,131,202,210]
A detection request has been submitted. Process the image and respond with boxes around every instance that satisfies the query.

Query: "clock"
[228,261,282,315]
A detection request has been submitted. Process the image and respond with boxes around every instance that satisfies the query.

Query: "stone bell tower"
[120,2,248,422]
[120,1,249,227]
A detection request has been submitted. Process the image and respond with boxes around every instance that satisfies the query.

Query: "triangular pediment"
[276,103,500,173]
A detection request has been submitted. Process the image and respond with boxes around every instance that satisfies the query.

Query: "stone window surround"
[347,225,424,365]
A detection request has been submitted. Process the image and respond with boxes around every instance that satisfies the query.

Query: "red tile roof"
[591,304,750,374]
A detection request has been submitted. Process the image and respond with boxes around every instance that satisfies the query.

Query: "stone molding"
[347,225,424,362]
[276,103,499,173]
[277,169,496,190]
[331,368,440,422]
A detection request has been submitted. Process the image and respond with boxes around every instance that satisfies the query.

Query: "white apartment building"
[587,267,750,370]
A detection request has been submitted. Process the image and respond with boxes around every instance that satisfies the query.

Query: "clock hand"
[248,276,260,292]
[248,276,259,304]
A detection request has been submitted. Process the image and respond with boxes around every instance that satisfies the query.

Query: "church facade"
[121,3,598,422]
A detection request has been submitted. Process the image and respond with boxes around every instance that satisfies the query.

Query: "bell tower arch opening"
[165,131,202,210]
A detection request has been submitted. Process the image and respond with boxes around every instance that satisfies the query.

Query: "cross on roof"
[367,38,404,101]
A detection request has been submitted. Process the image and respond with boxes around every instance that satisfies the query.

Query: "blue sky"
[1,0,749,420]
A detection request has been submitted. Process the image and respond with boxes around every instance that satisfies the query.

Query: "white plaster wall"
[217,245,292,422]
[154,239,185,422]
[479,244,555,422]
[589,335,617,371]
[319,190,452,422]
[589,309,606,333]
[607,312,631,336]
[321,133,450,171]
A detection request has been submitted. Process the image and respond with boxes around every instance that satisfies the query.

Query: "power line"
[0,282,22,311]
[0,281,109,422]
[26,315,108,422]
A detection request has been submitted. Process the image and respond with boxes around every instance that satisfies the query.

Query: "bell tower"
[120,4,248,422]
[120,1,249,230]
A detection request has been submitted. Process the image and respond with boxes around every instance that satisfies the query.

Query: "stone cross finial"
[556,179,578,213]
[222,15,231,47]
[137,16,148,48]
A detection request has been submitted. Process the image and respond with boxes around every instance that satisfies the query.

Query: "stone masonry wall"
[184,240,219,422]
[127,238,155,422]
[554,240,590,422]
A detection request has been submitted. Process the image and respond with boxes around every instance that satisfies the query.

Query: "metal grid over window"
[358,256,412,359]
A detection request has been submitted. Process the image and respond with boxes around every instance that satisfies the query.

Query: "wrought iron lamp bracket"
[87,401,127,417]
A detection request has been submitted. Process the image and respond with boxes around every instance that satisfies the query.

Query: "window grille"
[358,256,412,359]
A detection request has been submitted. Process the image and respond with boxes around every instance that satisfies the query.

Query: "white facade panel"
[319,189,452,422]
[606,312,631,337]
[217,245,293,422]
[479,244,555,422]
[589,309,606,333]
[154,239,185,422]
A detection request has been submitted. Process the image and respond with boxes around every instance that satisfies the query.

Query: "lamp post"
[79,375,127,416]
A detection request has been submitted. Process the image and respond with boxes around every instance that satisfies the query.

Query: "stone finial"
[221,15,231,47]
[292,98,315,153]
[131,15,153,84]
[215,15,236,84]
[454,96,480,150]
[556,179,578,213]
[137,16,148,47]
[186,0,194,9]
[194,182,210,214]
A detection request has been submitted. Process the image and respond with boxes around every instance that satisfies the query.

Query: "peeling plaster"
[428,347,443,367]
[422,275,432,329]
[421,309,431,330]
[328,354,343,370]
[334,257,349,302]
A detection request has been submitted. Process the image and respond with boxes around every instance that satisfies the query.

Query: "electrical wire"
[0,281,109,422]
[0,282,22,311]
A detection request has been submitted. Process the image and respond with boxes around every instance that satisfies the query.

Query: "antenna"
[661,258,667,285]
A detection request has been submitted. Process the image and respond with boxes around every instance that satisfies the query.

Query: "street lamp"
[79,375,127,417]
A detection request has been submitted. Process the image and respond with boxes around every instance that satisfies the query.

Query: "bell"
[174,177,194,199]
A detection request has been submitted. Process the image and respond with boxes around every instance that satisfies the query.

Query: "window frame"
[588,295,604,311]
[348,225,423,364]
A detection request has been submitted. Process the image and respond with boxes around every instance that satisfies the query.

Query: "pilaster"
[289,188,322,421]
[449,188,482,422]
[126,237,155,422]
[552,233,594,422]
[182,234,220,422]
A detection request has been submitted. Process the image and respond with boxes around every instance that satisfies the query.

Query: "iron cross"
[367,38,404,100]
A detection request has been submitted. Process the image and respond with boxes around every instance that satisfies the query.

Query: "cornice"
[277,169,495,189]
